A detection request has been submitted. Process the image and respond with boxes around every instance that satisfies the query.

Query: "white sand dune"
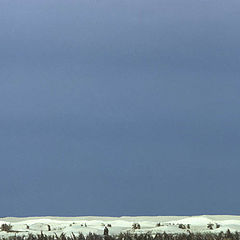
[0,215,239,237]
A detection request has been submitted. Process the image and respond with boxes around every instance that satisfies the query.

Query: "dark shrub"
[207,224,214,230]
[1,224,12,232]
[178,224,186,229]
[132,223,141,230]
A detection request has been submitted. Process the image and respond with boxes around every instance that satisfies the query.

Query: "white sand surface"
[0,215,239,237]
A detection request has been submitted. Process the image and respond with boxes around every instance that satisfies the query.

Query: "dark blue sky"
[0,0,240,217]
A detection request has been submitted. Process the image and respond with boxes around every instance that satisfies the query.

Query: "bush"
[178,224,186,229]
[132,223,141,230]
[1,223,12,232]
[207,223,214,230]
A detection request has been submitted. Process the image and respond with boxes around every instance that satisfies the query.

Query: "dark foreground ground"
[0,231,240,240]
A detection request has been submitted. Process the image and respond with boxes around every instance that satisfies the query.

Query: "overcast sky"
[0,0,240,217]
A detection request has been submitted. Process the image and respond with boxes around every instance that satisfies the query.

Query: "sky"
[0,0,240,217]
